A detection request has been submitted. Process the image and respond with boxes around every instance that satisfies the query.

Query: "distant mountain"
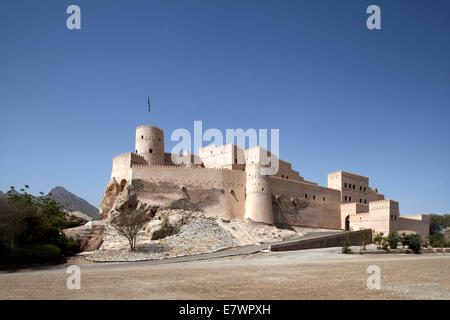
[48,186,99,219]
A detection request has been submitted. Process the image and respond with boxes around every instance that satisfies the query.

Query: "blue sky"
[0,0,449,214]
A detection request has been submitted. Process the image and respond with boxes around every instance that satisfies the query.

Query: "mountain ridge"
[48,186,99,219]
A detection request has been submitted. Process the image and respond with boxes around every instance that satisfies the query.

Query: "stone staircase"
[83,225,106,252]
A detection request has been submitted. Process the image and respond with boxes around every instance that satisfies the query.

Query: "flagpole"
[147,96,151,125]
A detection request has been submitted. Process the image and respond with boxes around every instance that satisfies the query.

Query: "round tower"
[135,125,165,165]
[245,163,274,224]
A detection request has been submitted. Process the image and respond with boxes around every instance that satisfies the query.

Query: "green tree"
[386,232,401,249]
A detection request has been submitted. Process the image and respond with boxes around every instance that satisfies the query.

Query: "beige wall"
[328,171,384,204]
[268,176,342,229]
[130,164,246,219]
[397,214,430,237]
[347,200,398,234]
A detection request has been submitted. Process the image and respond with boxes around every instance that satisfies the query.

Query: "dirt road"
[1,248,449,299]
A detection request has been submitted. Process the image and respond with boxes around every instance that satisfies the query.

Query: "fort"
[99,120,429,238]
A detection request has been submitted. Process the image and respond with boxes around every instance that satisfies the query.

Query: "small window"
[235,159,237,164]
[360,199,362,203]
[391,215,393,220]
[136,149,138,153]
[305,194,308,199]
[353,185,355,190]
[349,196,352,201]
[282,175,284,178]
[344,183,347,188]
[323,197,326,202]
[141,135,144,139]
[394,215,397,220]
[344,196,347,201]
[286,176,288,179]
[360,186,362,191]
[364,199,367,204]
[364,187,366,192]
[149,149,153,153]
[313,195,316,200]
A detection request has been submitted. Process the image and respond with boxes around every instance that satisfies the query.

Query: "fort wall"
[397,214,430,237]
[130,164,246,219]
[349,200,398,234]
[268,176,341,229]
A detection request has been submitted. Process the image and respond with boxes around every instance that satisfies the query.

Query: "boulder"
[99,178,122,219]
[63,221,93,251]
[65,210,93,227]
[148,225,172,240]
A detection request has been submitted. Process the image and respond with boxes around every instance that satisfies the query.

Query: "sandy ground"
[0,248,449,299]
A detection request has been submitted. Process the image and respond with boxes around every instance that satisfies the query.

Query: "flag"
[147,96,150,112]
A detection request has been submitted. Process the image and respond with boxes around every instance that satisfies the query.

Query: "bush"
[429,233,448,248]
[0,244,63,265]
[0,185,80,265]
[342,239,351,254]
[403,234,422,254]
[386,232,401,249]
[374,232,384,247]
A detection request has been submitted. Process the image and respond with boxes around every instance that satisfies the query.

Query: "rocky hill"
[48,186,99,219]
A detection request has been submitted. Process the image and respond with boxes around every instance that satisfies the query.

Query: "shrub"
[403,234,422,254]
[429,233,448,248]
[374,232,384,247]
[0,185,80,265]
[386,232,401,249]
[0,244,63,265]
[342,239,351,254]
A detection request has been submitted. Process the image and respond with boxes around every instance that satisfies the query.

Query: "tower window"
[286,176,288,179]
[353,185,355,189]
[323,197,326,202]
[305,194,307,199]
[282,174,284,178]
[136,149,138,153]
[344,183,347,188]
[360,199,362,203]
[141,135,144,139]
[360,186,362,191]
[364,199,367,204]
[349,196,352,201]
[364,187,366,192]
[313,195,316,200]
[344,196,347,201]
[149,149,153,153]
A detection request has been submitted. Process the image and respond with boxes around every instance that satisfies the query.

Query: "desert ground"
[0,247,449,300]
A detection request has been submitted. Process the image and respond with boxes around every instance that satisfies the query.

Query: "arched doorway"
[120,179,127,192]
[345,215,350,231]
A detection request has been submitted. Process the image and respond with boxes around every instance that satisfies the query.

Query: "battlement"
[369,199,398,210]
[131,163,247,175]
[136,124,164,132]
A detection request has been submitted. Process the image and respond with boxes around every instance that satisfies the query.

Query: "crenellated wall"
[348,200,399,234]
[130,164,246,219]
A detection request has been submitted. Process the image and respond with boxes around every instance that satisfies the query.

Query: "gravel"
[86,217,237,262]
